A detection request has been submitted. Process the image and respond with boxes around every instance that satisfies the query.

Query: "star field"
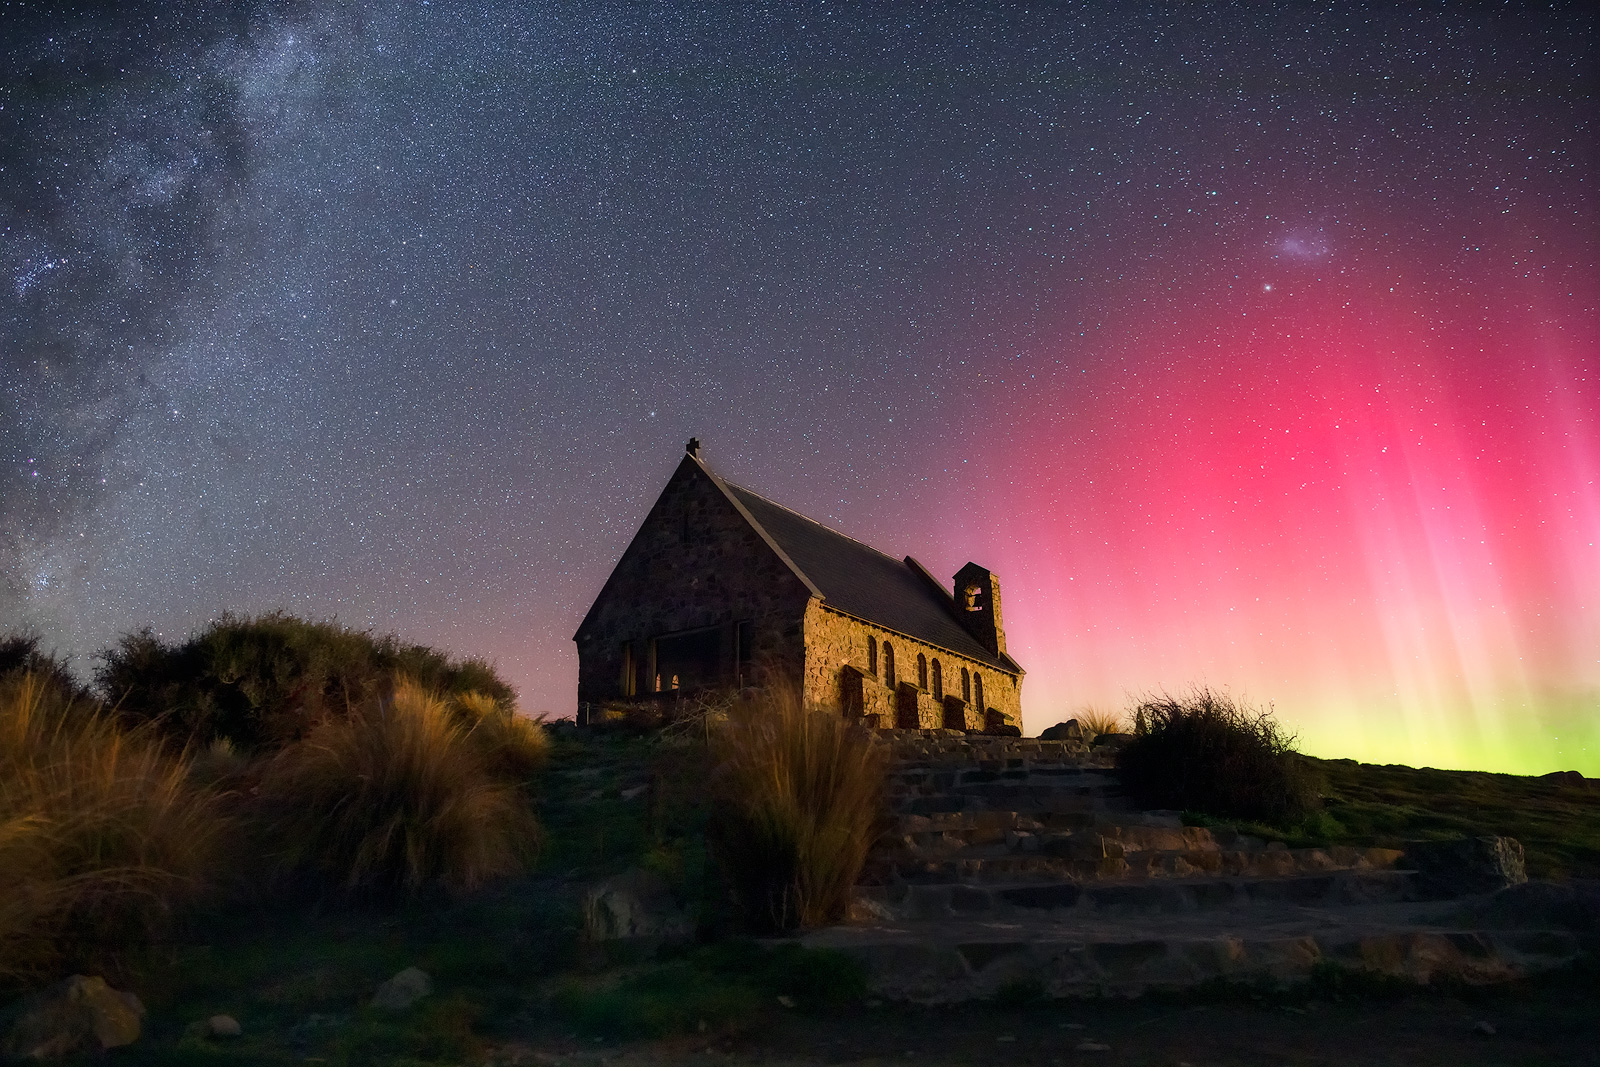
[2,2,1595,772]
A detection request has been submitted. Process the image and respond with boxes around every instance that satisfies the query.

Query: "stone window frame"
[974,672,985,715]
[961,667,971,702]
[867,635,878,678]
[883,641,896,687]
[916,653,928,691]
[931,658,943,701]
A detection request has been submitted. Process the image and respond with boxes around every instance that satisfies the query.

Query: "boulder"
[1091,732,1134,750]
[582,867,694,942]
[370,967,432,1012]
[1,975,144,1060]
[208,1014,242,1038]
[1039,720,1084,742]
[1405,835,1527,898]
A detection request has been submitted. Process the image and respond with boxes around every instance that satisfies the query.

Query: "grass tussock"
[708,685,886,933]
[260,678,540,896]
[0,673,230,985]
[1118,687,1322,822]
[455,690,550,781]
[1075,705,1126,740]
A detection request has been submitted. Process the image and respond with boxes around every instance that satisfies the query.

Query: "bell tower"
[953,562,1006,657]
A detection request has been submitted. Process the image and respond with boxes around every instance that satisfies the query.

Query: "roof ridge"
[722,479,917,573]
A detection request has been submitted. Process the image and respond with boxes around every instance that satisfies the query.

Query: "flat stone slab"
[801,900,1581,1002]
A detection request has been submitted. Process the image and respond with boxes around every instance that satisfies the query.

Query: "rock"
[208,1014,242,1038]
[1091,732,1133,749]
[985,724,1023,737]
[1,975,144,1060]
[582,867,694,941]
[1405,836,1527,898]
[370,967,432,1012]
[1474,1020,1496,1037]
[1039,720,1084,742]
[848,894,899,923]
[1076,1040,1112,1051]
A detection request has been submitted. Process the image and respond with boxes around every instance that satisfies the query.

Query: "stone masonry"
[573,453,812,716]
[802,600,1020,730]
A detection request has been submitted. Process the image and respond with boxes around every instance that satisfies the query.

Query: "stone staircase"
[800,732,1585,1002]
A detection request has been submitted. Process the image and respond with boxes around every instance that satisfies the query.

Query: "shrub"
[0,634,94,705]
[707,685,886,932]
[96,613,515,751]
[259,678,540,896]
[0,672,229,986]
[1117,688,1322,822]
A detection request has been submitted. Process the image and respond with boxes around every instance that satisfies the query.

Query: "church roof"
[701,459,1022,675]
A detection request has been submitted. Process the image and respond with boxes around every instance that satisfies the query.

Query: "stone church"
[574,441,1024,730]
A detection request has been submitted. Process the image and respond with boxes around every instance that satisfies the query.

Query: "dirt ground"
[492,978,1599,1067]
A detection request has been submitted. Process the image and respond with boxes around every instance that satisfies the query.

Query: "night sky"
[3,3,1595,774]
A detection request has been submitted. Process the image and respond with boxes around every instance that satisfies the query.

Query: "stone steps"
[800,903,1584,1002]
[823,733,1570,1001]
[871,847,1409,887]
[857,868,1424,920]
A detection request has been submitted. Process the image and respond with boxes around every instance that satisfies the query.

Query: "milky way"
[3,3,1594,772]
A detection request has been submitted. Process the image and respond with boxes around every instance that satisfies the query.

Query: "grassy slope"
[104,730,753,1063]
[1312,758,1600,880]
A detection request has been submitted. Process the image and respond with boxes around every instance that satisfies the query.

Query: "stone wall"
[575,457,815,710]
[801,601,1022,730]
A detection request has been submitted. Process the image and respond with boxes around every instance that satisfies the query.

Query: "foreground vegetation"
[1,622,1596,1063]
[0,624,889,1060]
[98,613,513,751]
[708,685,886,932]
[0,672,230,986]
[0,622,545,995]
[1119,687,1323,822]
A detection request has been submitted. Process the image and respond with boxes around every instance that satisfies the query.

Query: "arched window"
[974,673,985,714]
[917,653,928,691]
[883,642,896,686]
[961,667,971,702]
[867,635,878,677]
[931,659,943,700]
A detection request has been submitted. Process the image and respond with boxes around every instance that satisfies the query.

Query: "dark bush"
[1117,688,1322,822]
[0,634,94,706]
[96,613,514,751]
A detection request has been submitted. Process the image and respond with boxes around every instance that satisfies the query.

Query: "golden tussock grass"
[1075,706,1126,740]
[260,678,540,896]
[0,673,230,985]
[708,685,886,932]
[454,690,550,781]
